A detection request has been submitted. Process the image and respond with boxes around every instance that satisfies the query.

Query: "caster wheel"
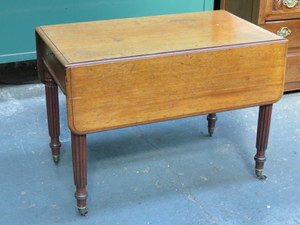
[255,169,267,180]
[52,155,60,165]
[78,207,88,216]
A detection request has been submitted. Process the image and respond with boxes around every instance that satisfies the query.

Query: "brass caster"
[52,155,60,165]
[78,207,88,216]
[208,128,215,137]
[255,169,267,180]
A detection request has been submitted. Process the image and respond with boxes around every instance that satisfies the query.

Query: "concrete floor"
[0,83,299,225]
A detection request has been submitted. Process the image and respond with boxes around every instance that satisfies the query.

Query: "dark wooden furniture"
[221,0,300,91]
[36,10,287,215]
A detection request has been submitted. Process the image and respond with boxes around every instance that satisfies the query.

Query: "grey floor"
[0,83,299,225]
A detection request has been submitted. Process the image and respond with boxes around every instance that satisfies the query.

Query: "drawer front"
[265,0,300,20]
[260,20,300,48]
[40,40,66,93]
[286,52,300,83]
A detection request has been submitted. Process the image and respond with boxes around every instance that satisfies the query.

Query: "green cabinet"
[0,0,214,63]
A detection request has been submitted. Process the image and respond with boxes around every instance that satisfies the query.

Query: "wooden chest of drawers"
[222,0,300,91]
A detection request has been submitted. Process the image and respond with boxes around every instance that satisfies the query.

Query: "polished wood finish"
[44,70,61,164]
[36,10,283,65]
[261,19,300,48]
[71,132,88,215]
[222,0,300,91]
[255,104,273,179]
[36,10,287,214]
[66,43,286,134]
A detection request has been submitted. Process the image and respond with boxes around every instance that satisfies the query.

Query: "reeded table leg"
[71,132,88,216]
[254,104,273,180]
[45,71,61,164]
[207,113,217,136]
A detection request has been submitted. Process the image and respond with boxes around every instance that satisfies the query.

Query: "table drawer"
[38,37,66,93]
[265,0,300,20]
[260,19,300,48]
[286,52,300,83]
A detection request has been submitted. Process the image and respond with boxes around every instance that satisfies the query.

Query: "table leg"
[207,113,217,136]
[45,71,61,164]
[254,104,273,180]
[71,132,88,216]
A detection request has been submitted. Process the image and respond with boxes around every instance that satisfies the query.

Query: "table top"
[36,10,284,66]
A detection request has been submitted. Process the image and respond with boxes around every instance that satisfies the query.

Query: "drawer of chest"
[285,51,300,83]
[260,19,300,48]
[265,0,300,20]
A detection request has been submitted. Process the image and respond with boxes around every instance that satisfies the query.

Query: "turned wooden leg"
[254,104,273,180]
[45,71,61,164]
[71,132,88,216]
[207,113,217,136]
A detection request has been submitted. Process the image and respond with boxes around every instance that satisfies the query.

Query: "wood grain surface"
[286,48,300,83]
[261,19,300,48]
[66,42,287,134]
[36,10,283,66]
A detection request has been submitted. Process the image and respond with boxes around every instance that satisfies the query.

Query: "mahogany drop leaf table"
[36,10,287,215]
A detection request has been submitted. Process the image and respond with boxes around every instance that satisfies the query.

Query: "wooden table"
[36,10,287,215]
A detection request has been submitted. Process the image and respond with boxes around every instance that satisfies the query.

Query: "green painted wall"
[0,0,214,63]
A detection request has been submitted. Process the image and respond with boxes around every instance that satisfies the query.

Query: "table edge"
[65,39,288,68]
[36,26,287,68]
